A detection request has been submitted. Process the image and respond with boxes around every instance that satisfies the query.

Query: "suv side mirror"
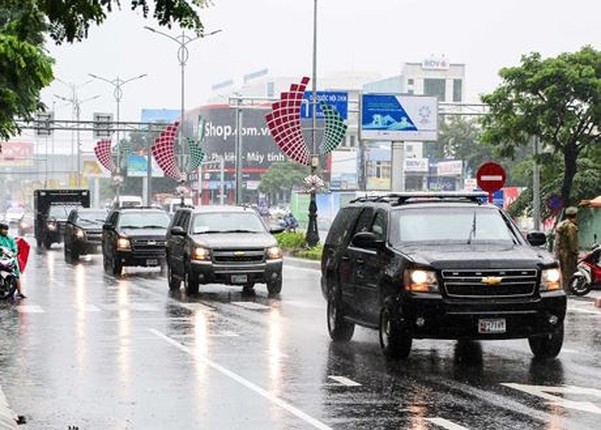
[170,226,186,236]
[102,223,112,231]
[526,231,547,247]
[351,231,384,250]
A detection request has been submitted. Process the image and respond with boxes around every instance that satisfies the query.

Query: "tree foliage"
[481,46,601,207]
[258,161,309,202]
[0,0,210,140]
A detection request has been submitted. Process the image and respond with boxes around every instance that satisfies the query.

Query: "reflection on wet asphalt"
[0,242,599,429]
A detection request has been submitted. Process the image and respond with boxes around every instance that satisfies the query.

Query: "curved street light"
[144,26,222,173]
[88,72,147,199]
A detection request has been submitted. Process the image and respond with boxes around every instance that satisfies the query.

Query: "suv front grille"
[212,248,265,264]
[131,239,166,252]
[442,269,538,298]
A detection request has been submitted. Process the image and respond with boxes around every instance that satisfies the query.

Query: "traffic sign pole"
[476,162,506,203]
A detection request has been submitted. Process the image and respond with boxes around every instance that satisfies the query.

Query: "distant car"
[102,206,170,276]
[43,204,83,249]
[17,213,33,236]
[165,205,285,296]
[163,197,193,215]
[64,208,109,262]
[112,195,143,209]
[5,207,25,226]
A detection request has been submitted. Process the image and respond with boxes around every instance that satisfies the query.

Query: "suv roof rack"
[350,191,489,205]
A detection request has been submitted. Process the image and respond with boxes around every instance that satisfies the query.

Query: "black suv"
[64,208,108,262]
[165,205,284,295]
[102,207,171,276]
[321,192,566,360]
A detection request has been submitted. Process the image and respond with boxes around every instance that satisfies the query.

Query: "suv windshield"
[78,210,108,225]
[192,212,266,234]
[119,212,170,229]
[389,207,518,245]
[49,205,80,220]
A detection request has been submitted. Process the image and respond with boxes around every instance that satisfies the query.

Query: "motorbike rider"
[0,222,26,298]
[555,207,579,293]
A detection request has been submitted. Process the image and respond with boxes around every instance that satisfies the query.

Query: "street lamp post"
[88,73,147,200]
[306,0,320,248]
[144,26,222,175]
[54,78,99,186]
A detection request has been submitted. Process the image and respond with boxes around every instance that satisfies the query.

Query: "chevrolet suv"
[64,207,108,262]
[165,206,284,296]
[321,192,566,360]
[102,207,171,276]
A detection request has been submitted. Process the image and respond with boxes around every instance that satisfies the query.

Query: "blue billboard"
[360,94,438,141]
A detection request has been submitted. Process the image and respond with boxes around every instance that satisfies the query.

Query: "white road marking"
[426,417,470,430]
[327,376,361,387]
[150,329,332,430]
[181,302,215,312]
[231,302,270,311]
[503,383,601,414]
[569,307,600,315]
[16,305,45,313]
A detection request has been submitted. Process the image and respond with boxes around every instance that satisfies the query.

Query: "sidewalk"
[570,288,601,308]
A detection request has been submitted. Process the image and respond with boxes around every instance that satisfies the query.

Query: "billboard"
[141,109,180,123]
[126,154,164,177]
[360,94,438,141]
[0,141,33,166]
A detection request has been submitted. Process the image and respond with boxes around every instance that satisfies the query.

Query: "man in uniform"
[555,207,579,293]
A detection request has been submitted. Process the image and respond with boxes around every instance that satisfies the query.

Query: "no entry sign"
[477,162,506,203]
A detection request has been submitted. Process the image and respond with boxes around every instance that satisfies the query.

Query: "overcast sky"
[38,0,600,152]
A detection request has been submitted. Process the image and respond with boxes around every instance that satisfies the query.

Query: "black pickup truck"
[34,189,90,249]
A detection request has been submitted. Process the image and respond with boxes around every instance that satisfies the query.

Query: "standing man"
[555,206,579,293]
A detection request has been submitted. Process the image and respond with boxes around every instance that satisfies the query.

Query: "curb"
[283,255,320,271]
[0,388,17,430]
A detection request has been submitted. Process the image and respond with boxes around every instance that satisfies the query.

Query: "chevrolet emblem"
[481,276,503,285]
[234,251,245,257]
[148,240,157,245]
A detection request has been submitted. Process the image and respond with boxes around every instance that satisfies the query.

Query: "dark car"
[43,204,83,249]
[64,208,108,261]
[321,192,566,360]
[165,205,284,296]
[102,207,171,276]
[17,213,34,236]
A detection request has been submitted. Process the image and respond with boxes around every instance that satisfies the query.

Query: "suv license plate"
[478,318,506,334]
[231,275,248,284]
[147,259,158,266]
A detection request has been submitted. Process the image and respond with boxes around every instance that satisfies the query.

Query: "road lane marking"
[150,329,332,430]
[503,383,601,414]
[74,304,102,312]
[16,305,45,313]
[327,376,361,387]
[231,302,270,311]
[426,417,470,430]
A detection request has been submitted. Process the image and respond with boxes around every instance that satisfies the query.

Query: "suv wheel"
[528,324,564,360]
[327,292,354,341]
[379,304,412,359]
[44,238,52,249]
[167,265,180,291]
[184,264,199,294]
[70,246,79,262]
[64,245,71,263]
[112,257,123,277]
[267,279,282,296]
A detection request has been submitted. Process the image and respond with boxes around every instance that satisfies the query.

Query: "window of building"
[350,135,356,147]
[407,78,414,85]
[424,78,446,101]
[453,79,463,102]
[266,81,274,98]
[408,89,414,95]
[374,161,391,179]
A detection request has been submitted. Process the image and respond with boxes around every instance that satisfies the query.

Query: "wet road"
[0,240,600,429]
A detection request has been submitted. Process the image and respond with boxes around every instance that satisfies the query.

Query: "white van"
[164,197,193,215]
[112,195,143,209]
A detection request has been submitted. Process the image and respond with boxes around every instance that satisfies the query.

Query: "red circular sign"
[476,162,506,193]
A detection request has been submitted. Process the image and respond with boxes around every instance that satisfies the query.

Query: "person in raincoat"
[555,207,579,293]
[0,222,26,298]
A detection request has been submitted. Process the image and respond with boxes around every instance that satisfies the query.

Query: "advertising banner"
[404,158,429,173]
[437,160,463,176]
[126,154,164,177]
[361,94,438,141]
[0,141,33,167]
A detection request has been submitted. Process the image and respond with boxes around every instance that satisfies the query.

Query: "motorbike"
[281,213,299,232]
[0,246,18,300]
[569,243,601,296]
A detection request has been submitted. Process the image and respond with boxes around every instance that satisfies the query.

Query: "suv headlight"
[540,268,561,292]
[46,221,57,231]
[75,228,85,239]
[404,269,439,293]
[117,237,131,251]
[266,246,282,260]
[192,246,211,261]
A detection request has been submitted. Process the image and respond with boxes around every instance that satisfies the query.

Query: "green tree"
[259,161,308,204]
[0,0,211,140]
[481,46,601,207]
